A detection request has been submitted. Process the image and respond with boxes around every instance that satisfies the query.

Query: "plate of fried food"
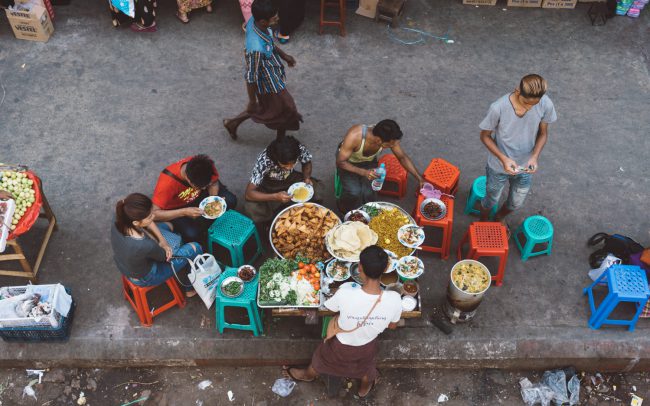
[326,221,378,262]
[199,196,227,219]
[270,203,340,262]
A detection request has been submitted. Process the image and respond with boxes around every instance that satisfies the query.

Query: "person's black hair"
[373,119,403,142]
[359,245,389,279]
[186,154,214,189]
[267,136,301,165]
[251,0,277,22]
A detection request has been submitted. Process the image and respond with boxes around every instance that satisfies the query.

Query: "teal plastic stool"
[334,168,342,200]
[464,176,497,219]
[514,215,554,261]
[208,210,263,268]
[215,267,264,336]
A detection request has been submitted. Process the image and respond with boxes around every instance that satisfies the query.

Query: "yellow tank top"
[349,125,382,164]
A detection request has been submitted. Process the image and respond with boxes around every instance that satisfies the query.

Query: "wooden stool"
[320,0,346,36]
[412,194,454,259]
[423,158,460,195]
[378,154,407,198]
[375,0,406,27]
[0,187,57,282]
[122,275,186,327]
[457,222,509,286]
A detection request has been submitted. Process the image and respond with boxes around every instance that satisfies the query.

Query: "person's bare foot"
[176,12,189,23]
[223,119,238,140]
[206,4,213,12]
[185,289,197,298]
[357,378,378,398]
[282,366,315,382]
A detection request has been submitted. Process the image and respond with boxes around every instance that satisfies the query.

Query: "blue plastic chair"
[583,265,650,331]
[514,215,554,261]
[464,176,497,219]
[215,267,264,336]
[208,210,263,268]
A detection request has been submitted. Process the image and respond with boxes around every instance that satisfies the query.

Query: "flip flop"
[205,4,213,12]
[357,377,379,399]
[222,119,238,140]
[282,366,316,382]
[176,12,189,23]
[130,22,157,32]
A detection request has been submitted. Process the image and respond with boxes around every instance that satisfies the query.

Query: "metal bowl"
[220,276,244,298]
[419,198,447,221]
[237,265,257,283]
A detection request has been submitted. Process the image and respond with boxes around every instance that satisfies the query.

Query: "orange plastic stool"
[423,158,460,195]
[378,154,408,198]
[457,222,509,286]
[411,194,454,259]
[122,275,186,327]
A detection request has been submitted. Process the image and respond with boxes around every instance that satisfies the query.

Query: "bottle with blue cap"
[371,163,387,192]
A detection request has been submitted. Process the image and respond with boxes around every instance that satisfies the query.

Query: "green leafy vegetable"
[223,281,242,296]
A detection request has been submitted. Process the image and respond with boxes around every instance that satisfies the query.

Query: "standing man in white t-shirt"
[283,246,402,399]
[479,74,558,223]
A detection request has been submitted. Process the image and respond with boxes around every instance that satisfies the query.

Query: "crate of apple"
[0,171,37,232]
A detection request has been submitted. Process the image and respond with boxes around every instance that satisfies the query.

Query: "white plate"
[397,224,425,248]
[396,256,424,279]
[287,182,314,203]
[326,260,351,282]
[199,196,227,219]
[384,249,398,273]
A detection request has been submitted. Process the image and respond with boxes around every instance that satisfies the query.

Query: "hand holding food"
[184,207,203,218]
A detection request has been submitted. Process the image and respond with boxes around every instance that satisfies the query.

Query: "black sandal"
[282,366,316,382]
[357,377,378,399]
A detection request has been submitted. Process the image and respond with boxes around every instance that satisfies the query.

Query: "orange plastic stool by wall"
[457,222,509,286]
[378,154,408,198]
[411,194,454,259]
[122,275,186,327]
[423,158,460,195]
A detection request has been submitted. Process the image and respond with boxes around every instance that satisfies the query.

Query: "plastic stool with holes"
[583,265,650,331]
[514,215,554,261]
[423,158,460,195]
[457,222,509,286]
[464,176,497,219]
[208,210,263,268]
[378,154,408,198]
[412,193,454,259]
[122,275,186,327]
[215,267,264,336]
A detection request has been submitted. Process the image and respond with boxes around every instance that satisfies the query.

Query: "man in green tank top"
[336,120,425,213]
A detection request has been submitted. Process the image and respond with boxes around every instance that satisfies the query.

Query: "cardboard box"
[507,0,542,6]
[356,0,379,18]
[15,0,55,20]
[542,0,577,7]
[5,5,54,42]
[463,0,498,6]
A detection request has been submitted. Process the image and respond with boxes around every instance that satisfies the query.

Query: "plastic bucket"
[447,259,491,312]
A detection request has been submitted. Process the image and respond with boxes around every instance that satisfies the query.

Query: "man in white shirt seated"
[283,245,402,399]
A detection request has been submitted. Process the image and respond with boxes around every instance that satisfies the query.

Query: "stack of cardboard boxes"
[5,0,55,42]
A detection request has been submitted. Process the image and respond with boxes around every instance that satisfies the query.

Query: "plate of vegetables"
[199,196,227,219]
[397,256,424,280]
[326,260,351,282]
[397,224,425,248]
[221,276,244,298]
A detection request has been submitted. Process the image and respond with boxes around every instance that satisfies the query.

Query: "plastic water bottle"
[371,163,386,191]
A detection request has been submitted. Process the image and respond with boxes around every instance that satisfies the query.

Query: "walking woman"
[108,0,158,32]
[111,193,203,296]
[176,0,213,24]
[276,0,306,43]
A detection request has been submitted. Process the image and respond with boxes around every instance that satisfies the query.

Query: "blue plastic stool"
[514,215,554,261]
[208,210,263,268]
[464,176,497,219]
[215,267,264,336]
[583,265,650,331]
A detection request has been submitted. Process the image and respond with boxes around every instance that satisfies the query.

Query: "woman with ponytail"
[111,193,202,296]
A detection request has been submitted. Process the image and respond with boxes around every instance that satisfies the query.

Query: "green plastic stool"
[464,176,497,219]
[514,215,554,261]
[321,316,332,338]
[334,168,342,200]
[215,267,264,336]
[208,210,263,268]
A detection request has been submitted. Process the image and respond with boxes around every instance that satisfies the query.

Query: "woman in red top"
[152,155,237,245]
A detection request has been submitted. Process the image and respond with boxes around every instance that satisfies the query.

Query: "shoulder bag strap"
[162,168,191,188]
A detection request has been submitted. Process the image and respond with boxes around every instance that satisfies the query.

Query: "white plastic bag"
[588,254,621,283]
[188,254,222,309]
[110,0,135,18]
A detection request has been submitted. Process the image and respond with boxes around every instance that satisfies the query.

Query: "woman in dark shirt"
[110,193,202,296]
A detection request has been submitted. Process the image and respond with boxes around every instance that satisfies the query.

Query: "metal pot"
[447,259,491,312]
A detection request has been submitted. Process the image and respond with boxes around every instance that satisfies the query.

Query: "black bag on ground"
[588,232,644,268]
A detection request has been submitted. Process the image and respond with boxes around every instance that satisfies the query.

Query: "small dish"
[401,280,419,297]
[220,276,244,298]
[287,182,314,203]
[401,295,417,311]
[237,265,257,282]
[380,272,398,287]
[396,256,424,280]
[326,260,351,282]
[384,249,398,273]
[343,210,371,224]
[419,198,447,221]
[350,263,363,285]
[199,195,227,219]
[397,224,425,248]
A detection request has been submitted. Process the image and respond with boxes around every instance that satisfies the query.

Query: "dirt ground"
[0,367,647,405]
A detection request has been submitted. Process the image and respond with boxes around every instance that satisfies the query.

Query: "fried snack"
[451,262,490,293]
[272,204,340,261]
[368,208,412,257]
[327,222,378,261]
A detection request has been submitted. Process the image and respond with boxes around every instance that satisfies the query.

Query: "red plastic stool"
[378,154,408,198]
[457,222,509,286]
[423,158,460,195]
[122,275,186,327]
[411,194,454,259]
